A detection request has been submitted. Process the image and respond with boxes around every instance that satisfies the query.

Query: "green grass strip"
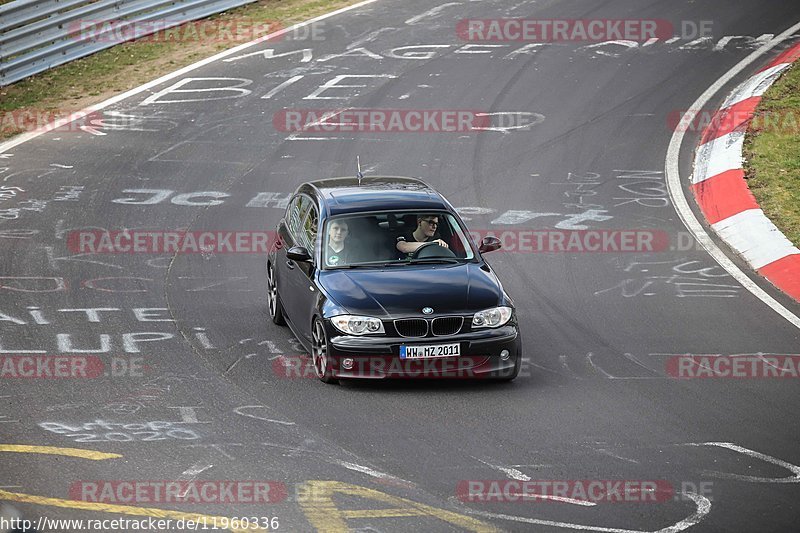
[744,63,800,246]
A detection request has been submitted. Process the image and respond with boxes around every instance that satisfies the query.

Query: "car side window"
[299,205,319,255]
[285,197,300,236]
[287,195,312,241]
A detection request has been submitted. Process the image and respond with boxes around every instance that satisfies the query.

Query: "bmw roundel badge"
[422,307,434,315]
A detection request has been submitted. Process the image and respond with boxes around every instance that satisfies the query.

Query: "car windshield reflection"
[322,211,476,269]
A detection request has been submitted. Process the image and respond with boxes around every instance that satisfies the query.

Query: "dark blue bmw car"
[267,176,521,384]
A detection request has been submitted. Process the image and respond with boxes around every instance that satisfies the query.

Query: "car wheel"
[267,261,286,326]
[312,318,338,384]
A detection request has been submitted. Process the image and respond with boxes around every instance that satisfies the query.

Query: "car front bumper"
[324,323,521,379]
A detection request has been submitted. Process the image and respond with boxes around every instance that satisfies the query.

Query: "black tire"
[267,261,286,326]
[311,318,338,384]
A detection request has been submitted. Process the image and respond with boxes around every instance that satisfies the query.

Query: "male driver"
[396,214,449,255]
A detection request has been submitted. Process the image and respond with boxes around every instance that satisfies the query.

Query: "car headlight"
[330,315,385,335]
[472,306,513,328]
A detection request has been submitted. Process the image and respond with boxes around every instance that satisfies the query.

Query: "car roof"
[300,176,451,217]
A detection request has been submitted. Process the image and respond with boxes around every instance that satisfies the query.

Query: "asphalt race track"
[1,1,800,531]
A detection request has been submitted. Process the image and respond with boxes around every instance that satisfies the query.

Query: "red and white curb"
[691,43,800,302]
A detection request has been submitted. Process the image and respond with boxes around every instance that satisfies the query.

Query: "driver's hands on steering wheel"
[433,239,449,249]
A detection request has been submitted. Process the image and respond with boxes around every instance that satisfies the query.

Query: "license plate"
[400,343,460,359]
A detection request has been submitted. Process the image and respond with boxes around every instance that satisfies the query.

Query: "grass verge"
[744,63,800,246]
[0,0,363,139]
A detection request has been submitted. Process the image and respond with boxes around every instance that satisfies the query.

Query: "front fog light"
[342,358,354,370]
[500,350,510,360]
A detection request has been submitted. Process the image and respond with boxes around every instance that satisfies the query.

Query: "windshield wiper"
[407,257,462,265]
[329,261,407,269]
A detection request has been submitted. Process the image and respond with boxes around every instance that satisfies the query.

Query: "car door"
[287,202,320,344]
[280,196,318,337]
[277,195,310,325]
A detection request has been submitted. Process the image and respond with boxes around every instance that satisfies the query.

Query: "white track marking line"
[586,353,615,378]
[654,492,712,533]
[232,405,296,426]
[470,459,597,507]
[0,0,381,154]
[624,353,661,376]
[404,3,461,25]
[180,463,213,477]
[685,442,800,483]
[559,355,583,379]
[304,108,349,127]
[261,75,305,99]
[460,492,710,533]
[347,27,396,49]
[335,460,396,480]
[177,463,213,497]
[531,495,596,507]
[334,460,416,488]
[665,21,800,330]
[593,448,640,464]
[475,457,530,481]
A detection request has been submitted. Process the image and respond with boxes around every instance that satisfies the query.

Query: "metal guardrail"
[0,0,259,86]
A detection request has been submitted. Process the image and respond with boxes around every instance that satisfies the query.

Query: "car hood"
[318,262,504,317]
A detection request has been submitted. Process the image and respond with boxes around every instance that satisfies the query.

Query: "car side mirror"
[287,246,312,262]
[478,236,501,254]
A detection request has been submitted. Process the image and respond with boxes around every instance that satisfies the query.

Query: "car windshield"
[322,211,476,269]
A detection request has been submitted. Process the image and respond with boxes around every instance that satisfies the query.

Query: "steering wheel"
[410,241,456,259]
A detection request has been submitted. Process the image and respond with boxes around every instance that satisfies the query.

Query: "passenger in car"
[396,214,449,255]
[325,219,351,267]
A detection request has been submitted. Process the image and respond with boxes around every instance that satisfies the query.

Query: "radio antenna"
[356,156,364,184]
